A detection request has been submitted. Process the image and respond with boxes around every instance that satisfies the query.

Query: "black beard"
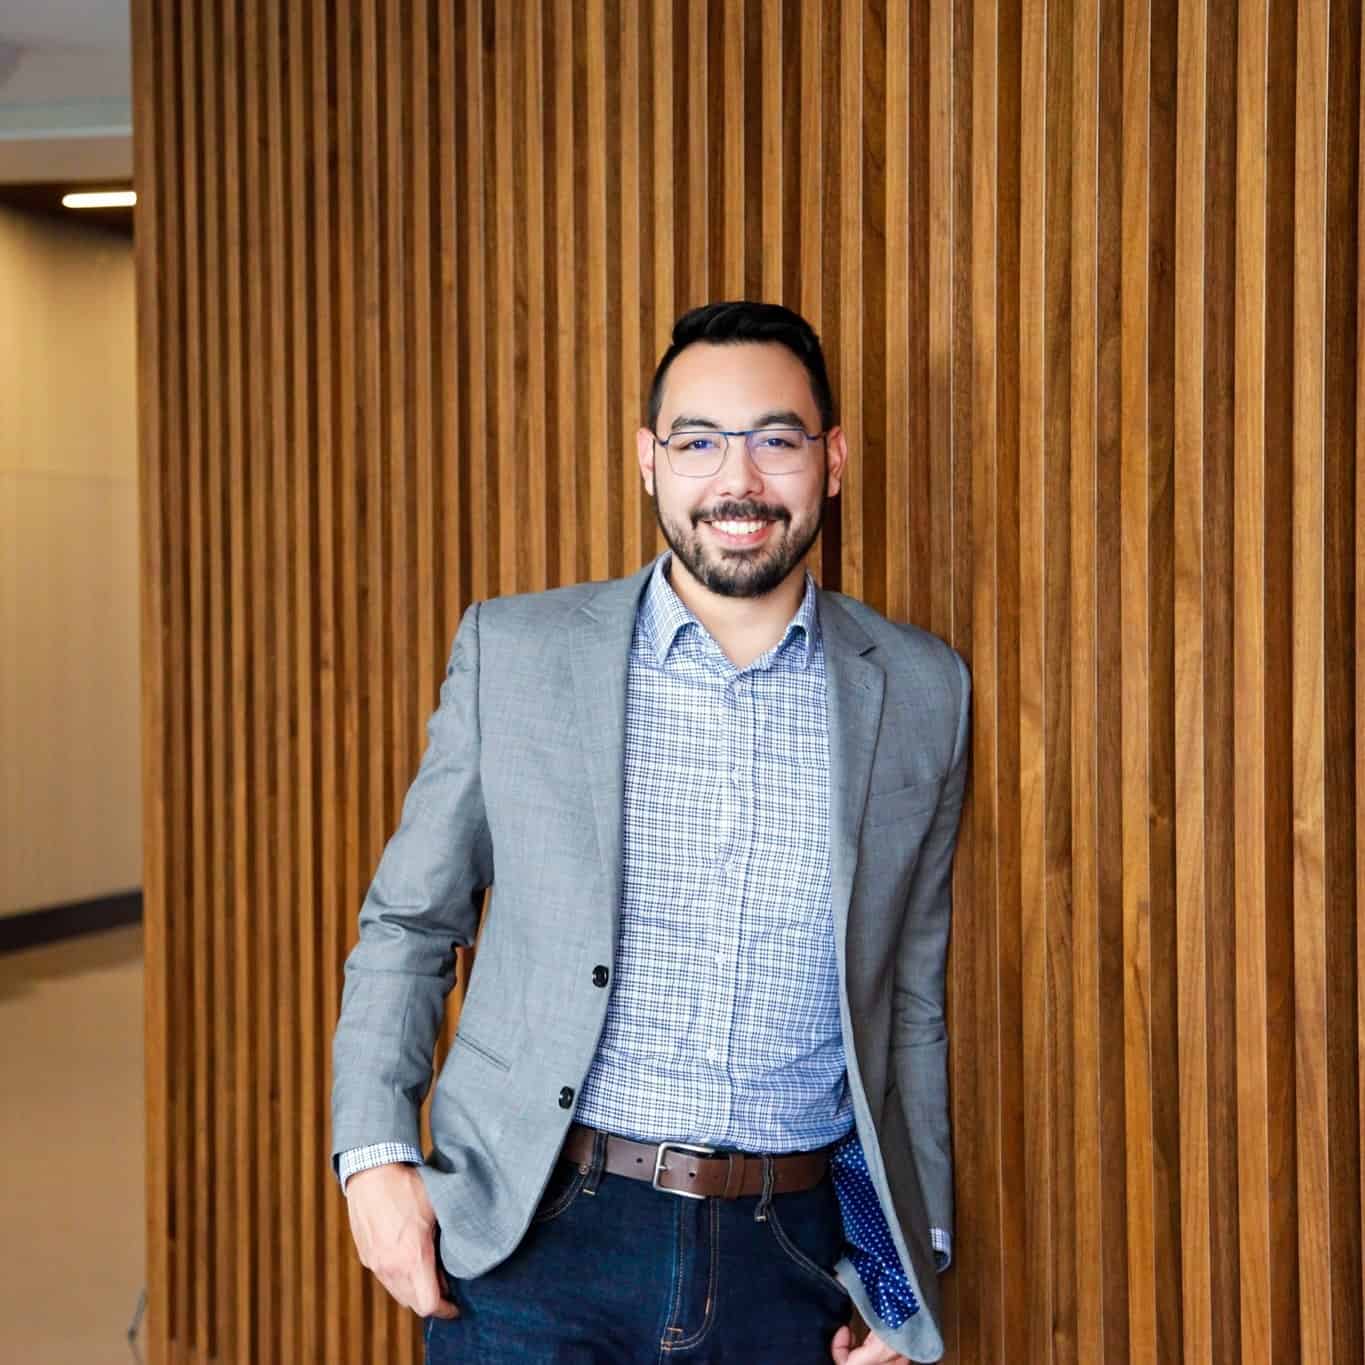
[654,498,826,599]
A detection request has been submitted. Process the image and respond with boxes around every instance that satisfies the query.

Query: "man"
[332,300,972,1363]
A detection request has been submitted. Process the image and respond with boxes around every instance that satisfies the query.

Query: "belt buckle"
[651,1141,716,1200]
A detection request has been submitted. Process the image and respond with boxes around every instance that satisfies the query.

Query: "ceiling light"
[62,190,136,209]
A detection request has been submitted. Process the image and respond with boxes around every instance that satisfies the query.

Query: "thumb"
[830,1323,853,1362]
[426,1246,459,1320]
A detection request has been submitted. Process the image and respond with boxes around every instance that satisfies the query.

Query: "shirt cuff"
[337,1141,424,1192]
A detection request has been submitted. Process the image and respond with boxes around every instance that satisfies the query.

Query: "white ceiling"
[0,0,131,185]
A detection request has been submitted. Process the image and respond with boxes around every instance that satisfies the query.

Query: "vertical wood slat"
[968,0,1005,1356]
[1017,1,1051,1359]
[266,3,299,1357]
[1098,0,1137,1354]
[1357,7,1365,1358]
[436,0,461,625]
[130,4,1363,1362]
[524,0,550,594]
[1234,3,1274,1360]
[586,0,609,582]
[286,4,319,1360]
[721,0,744,299]
[618,0,642,575]
[308,2,340,1359]
[245,0,277,1354]
[1173,1,1212,1362]
[1201,3,1244,1357]
[332,1,364,1353]
[1148,5,1183,1357]
[555,0,580,588]
[885,0,911,628]
[994,0,1028,1351]
[494,0,516,600]
[1120,1,1156,1360]
[196,0,227,1353]
[1265,3,1305,1355]
[1322,3,1363,1348]
[1358,0,1365,1338]
[838,1,863,600]
[1069,0,1104,1351]
[1042,8,1077,1365]
[464,0,489,605]
[759,0,784,304]
[940,0,976,1350]
[1293,1,1331,1359]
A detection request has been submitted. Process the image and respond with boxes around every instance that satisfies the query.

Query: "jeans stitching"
[665,1197,720,1350]
[657,1200,689,1358]
[532,1162,588,1224]
[766,1201,849,1299]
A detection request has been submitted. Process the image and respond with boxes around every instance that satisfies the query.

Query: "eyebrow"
[667,408,810,432]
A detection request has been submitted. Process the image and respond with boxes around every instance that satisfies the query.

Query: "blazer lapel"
[568,559,658,916]
[817,591,886,956]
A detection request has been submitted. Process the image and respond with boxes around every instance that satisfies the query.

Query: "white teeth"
[712,520,767,535]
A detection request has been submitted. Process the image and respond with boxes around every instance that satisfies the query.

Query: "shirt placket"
[695,658,752,1135]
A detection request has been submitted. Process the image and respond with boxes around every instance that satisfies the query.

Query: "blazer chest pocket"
[862,777,941,832]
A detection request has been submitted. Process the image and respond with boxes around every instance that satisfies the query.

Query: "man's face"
[635,341,847,599]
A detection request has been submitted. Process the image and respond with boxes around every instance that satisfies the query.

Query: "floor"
[0,924,147,1364]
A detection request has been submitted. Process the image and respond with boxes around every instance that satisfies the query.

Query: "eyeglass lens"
[665,427,813,476]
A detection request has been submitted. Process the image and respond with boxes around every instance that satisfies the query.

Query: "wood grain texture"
[131,3,1363,1361]
[1293,6,1331,1362]
[1069,3,1105,1359]
[1174,2,1212,1361]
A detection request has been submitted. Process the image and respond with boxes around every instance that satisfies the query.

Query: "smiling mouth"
[706,517,772,535]
[699,517,782,549]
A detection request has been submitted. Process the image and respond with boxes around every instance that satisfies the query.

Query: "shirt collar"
[638,550,820,671]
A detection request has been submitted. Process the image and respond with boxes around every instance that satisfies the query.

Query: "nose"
[710,433,765,500]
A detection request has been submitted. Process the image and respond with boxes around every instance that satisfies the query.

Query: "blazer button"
[558,1086,575,1109]
[592,964,609,987]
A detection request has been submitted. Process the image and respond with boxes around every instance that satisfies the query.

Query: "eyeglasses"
[652,425,827,478]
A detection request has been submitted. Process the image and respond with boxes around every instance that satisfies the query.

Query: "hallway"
[0,926,146,1363]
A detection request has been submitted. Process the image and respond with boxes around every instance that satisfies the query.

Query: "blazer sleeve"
[329,601,495,1171]
[891,646,971,1248]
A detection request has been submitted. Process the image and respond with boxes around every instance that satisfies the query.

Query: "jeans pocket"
[531,1158,589,1225]
[765,1186,850,1300]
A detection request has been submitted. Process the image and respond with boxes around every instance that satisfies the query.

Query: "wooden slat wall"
[132,2,1364,1361]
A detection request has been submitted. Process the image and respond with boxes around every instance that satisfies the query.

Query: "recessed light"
[62,190,136,209]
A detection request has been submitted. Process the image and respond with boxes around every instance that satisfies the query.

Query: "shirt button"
[706,1047,719,1063]
[714,951,729,969]
[558,1086,575,1109]
[592,964,609,988]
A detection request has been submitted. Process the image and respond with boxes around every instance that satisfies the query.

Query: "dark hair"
[646,300,838,433]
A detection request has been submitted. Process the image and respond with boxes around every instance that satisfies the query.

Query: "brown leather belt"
[561,1122,829,1201]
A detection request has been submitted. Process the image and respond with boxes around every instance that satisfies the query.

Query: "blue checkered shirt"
[339,552,948,1325]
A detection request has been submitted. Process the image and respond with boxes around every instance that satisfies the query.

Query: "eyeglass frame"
[649,423,830,478]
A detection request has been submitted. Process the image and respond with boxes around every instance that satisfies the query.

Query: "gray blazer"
[331,556,971,1362]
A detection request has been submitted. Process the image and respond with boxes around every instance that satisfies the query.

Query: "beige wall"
[0,207,139,917]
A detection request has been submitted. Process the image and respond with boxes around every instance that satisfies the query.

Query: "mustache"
[695,503,789,524]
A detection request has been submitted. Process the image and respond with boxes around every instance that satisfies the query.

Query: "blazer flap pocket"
[863,776,941,830]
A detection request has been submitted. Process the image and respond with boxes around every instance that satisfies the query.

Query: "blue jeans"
[425,1137,853,1363]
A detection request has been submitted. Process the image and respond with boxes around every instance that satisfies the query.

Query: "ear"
[636,426,658,496]
[823,426,848,498]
